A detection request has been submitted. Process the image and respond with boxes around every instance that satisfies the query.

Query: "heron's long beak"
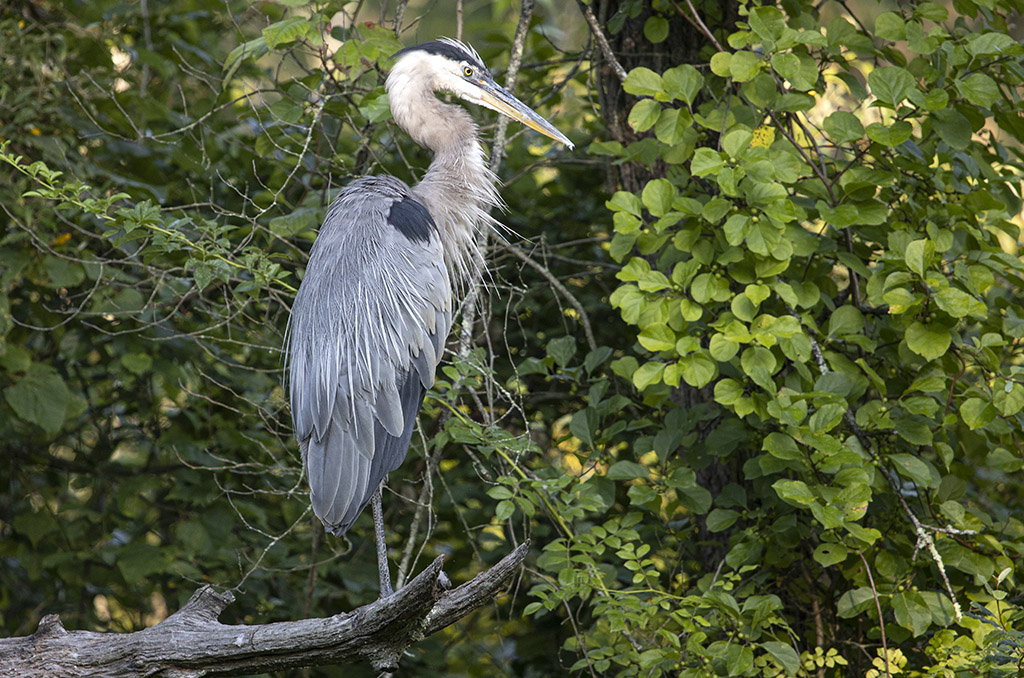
[477,82,574,149]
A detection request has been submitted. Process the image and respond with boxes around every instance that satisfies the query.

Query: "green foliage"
[565,0,1024,674]
[4,0,1024,677]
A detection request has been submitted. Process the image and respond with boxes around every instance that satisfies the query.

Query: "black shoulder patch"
[388,197,436,244]
[393,40,484,70]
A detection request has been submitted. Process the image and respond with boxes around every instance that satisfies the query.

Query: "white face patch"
[390,51,489,107]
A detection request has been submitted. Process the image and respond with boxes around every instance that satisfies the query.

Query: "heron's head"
[388,38,573,149]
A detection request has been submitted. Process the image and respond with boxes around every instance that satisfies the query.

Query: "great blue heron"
[286,38,572,596]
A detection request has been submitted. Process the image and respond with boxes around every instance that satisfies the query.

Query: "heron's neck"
[392,91,501,285]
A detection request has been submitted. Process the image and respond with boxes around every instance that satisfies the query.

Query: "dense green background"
[2,0,1024,676]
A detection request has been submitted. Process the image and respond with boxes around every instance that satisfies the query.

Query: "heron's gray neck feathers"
[387,67,502,286]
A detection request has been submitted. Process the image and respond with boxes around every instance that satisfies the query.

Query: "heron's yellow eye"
[463,66,474,77]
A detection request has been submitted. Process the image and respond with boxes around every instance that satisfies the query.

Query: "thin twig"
[393,0,409,37]
[489,0,535,175]
[502,241,598,352]
[857,550,890,678]
[456,0,464,42]
[576,0,627,83]
[679,0,725,51]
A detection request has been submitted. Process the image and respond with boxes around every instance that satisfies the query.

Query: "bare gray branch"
[0,544,529,677]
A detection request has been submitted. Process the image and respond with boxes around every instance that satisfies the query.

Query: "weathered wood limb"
[0,543,529,678]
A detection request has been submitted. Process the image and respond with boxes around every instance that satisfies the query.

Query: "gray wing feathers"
[287,176,451,536]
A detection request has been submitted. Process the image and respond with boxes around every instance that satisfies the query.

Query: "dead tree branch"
[0,543,529,677]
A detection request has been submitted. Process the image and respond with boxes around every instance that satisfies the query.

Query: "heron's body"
[286,38,571,569]
[287,176,452,534]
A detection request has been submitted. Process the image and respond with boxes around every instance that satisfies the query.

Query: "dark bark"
[592,0,738,193]
[0,543,529,677]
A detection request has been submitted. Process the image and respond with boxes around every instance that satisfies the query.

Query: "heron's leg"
[371,485,394,597]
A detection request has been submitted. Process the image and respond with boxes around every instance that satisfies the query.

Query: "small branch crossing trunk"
[0,543,528,677]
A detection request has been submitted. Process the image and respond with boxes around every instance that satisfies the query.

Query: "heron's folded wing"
[286,177,451,535]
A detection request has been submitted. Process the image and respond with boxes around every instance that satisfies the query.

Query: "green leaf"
[223,37,269,81]
[633,361,665,390]
[638,324,675,352]
[623,67,664,97]
[837,587,875,617]
[607,191,643,216]
[874,12,906,41]
[117,543,168,581]
[890,454,933,487]
[868,66,916,105]
[628,99,662,132]
[904,322,951,361]
[726,645,754,675]
[916,2,948,21]
[607,460,650,480]
[721,128,753,158]
[730,51,762,82]
[770,53,799,79]
[487,485,514,500]
[643,16,670,43]
[547,336,577,367]
[691,148,724,177]
[934,287,985,318]
[269,206,320,236]
[957,73,1000,109]
[262,16,312,50]
[12,510,57,547]
[865,120,913,146]
[761,641,800,675]
[4,363,71,435]
[892,591,932,636]
[495,500,515,521]
[642,178,676,217]
[813,543,848,567]
[709,333,740,361]
[680,485,713,514]
[904,238,935,276]
[772,479,815,506]
[570,408,598,447]
[823,111,864,143]
[357,92,390,123]
[967,32,1016,57]
[706,508,740,532]
[120,353,153,375]
[679,352,717,387]
[931,108,971,150]
[42,256,84,288]
[584,347,613,374]
[748,6,786,42]
[994,384,1024,417]
[654,109,692,145]
[710,52,732,77]
[662,64,703,105]
[764,432,801,460]
[714,378,744,406]
[829,305,864,336]
[960,397,996,430]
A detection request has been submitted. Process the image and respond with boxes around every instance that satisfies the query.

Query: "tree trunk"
[594,0,737,193]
